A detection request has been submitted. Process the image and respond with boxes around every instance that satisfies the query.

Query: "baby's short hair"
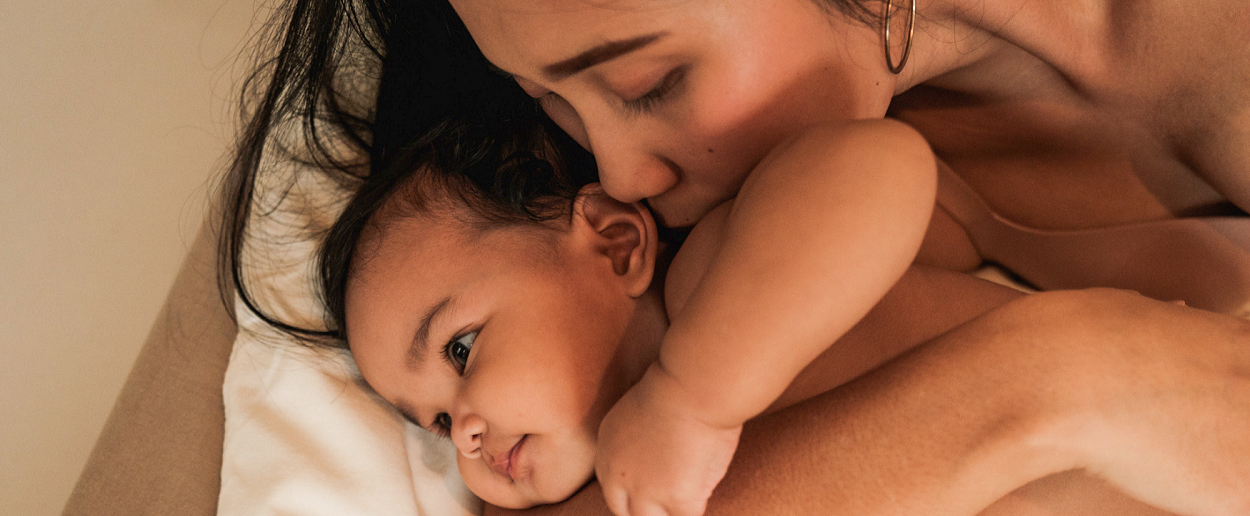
[317,114,596,344]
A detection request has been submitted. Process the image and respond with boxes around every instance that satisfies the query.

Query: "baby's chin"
[460,452,594,509]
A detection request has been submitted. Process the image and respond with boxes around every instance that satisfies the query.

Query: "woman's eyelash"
[537,92,565,110]
[485,62,513,79]
[623,66,687,115]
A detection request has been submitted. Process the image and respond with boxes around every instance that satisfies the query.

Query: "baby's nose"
[450,413,487,459]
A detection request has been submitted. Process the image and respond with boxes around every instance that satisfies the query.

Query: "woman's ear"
[571,184,659,298]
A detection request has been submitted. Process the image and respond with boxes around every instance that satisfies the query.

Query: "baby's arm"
[659,118,937,420]
[596,119,938,516]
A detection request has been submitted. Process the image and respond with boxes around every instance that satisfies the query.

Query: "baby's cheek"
[527,433,598,505]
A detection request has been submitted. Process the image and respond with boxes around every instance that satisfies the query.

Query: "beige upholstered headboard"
[62,216,234,516]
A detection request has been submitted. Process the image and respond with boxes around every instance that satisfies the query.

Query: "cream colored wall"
[0,1,255,514]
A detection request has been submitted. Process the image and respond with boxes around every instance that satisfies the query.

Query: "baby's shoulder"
[663,201,734,319]
[754,118,930,177]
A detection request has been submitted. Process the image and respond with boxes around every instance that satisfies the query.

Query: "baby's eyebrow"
[408,296,451,369]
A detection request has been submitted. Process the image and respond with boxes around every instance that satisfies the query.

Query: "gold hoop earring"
[883,0,916,74]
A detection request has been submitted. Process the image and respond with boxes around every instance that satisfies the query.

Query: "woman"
[220,0,1250,514]
[445,0,1250,314]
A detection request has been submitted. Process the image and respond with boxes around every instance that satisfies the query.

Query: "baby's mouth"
[487,435,529,481]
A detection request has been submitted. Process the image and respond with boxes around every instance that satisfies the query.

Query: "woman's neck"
[889,0,1100,95]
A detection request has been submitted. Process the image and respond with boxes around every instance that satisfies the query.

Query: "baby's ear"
[571,184,658,298]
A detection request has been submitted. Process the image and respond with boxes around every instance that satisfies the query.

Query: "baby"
[339,117,965,511]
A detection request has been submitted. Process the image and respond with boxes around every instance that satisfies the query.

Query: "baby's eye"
[432,412,452,437]
[444,331,477,372]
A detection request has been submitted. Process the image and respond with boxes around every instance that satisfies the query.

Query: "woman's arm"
[493,288,1250,516]
[720,288,1250,516]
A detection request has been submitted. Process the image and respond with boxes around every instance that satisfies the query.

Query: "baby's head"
[323,120,667,508]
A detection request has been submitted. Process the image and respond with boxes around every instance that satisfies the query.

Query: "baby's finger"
[603,486,631,516]
[633,498,684,516]
[667,497,709,516]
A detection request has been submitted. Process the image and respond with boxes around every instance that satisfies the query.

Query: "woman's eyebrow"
[542,32,668,81]
[407,296,452,369]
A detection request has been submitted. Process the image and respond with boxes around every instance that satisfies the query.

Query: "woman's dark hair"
[219,0,384,341]
[220,0,592,345]
[221,0,878,344]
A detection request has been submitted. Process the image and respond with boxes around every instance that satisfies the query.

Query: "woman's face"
[345,208,648,508]
[450,0,894,226]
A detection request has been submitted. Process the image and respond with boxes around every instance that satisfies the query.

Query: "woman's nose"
[544,96,681,203]
[591,135,680,204]
[450,413,487,459]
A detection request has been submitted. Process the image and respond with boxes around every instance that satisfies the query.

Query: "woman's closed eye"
[623,65,687,115]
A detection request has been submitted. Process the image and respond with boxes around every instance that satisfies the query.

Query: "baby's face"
[345,209,650,508]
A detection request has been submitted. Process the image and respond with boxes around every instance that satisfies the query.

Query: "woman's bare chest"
[892,71,1250,313]
[893,56,1247,231]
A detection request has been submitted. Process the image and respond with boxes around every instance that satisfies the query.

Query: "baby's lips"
[485,435,528,481]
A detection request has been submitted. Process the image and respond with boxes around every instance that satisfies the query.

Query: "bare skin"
[890,0,1250,311]
[489,274,1246,516]
[891,0,1250,228]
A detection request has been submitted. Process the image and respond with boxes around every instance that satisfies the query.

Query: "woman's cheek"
[685,84,782,180]
[685,65,784,160]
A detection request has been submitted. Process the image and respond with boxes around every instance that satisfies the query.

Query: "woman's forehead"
[450,0,691,73]
[452,0,678,15]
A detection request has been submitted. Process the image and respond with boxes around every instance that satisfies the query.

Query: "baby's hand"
[596,364,741,516]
